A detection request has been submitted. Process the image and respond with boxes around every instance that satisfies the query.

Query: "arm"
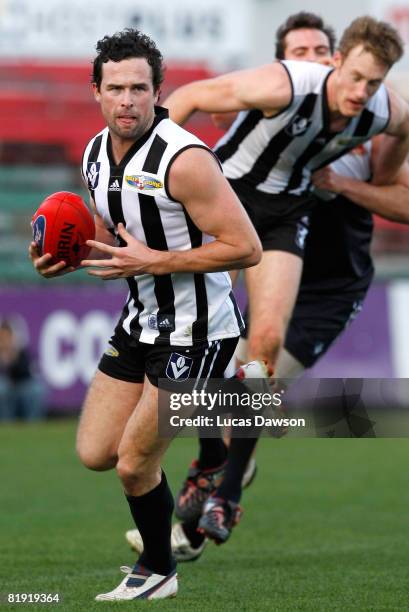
[371,88,409,186]
[163,62,292,125]
[89,199,117,258]
[312,139,409,223]
[211,111,239,131]
[81,148,262,278]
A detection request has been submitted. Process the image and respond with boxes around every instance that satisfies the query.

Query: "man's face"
[283,28,332,63]
[93,57,159,142]
[333,45,388,116]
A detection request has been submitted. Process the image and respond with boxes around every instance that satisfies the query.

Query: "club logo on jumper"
[148,314,175,331]
[87,162,101,190]
[108,179,122,192]
[166,353,193,382]
[286,115,312,137]
[32,215,46,255]
[104,346,119,358]
[125,174,163,191]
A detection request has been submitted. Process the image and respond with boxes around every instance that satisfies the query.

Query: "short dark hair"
[92,28,164,91]
[275,12,336,59]
[338,16,404,68]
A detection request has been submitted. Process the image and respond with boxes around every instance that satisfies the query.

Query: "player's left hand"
[311,166,346,194]
[81,223,159,279]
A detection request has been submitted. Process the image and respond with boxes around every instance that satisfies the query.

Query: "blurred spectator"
[0,319,46,421]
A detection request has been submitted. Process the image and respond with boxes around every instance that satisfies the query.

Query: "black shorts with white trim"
[98,326,238,388]
[228,178,314,257]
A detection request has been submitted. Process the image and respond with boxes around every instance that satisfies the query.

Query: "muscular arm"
[163,62,292,125]
[158,148,262,273]
[82,148,262,278]
[371,88,409,186]
[312,136,409,223]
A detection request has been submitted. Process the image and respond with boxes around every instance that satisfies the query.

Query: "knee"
[76,440,117,471]
[116,450,153,490]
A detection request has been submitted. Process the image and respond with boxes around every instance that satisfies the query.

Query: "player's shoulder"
[157,114,208,151]
[366,82,389,118]
[280,60,331,92]
[82,127,108,161]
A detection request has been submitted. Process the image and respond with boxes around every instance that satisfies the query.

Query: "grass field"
[1,421,409,611]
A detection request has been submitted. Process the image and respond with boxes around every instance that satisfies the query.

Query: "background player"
[29,29,261,601]
[162,15,409,543]
[126,12,409,556]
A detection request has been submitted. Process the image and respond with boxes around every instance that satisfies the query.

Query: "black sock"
[126,471,175,575]
[181,519,205,548]
[216,437,258,503]
[197,436,227,470]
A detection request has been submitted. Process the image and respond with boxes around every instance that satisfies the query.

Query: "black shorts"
[229,178,314,257]
[241,287,369,368]
[98,326,238,388]
[285,289,368,367]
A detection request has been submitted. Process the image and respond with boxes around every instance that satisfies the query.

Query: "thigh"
[77,370,143,468]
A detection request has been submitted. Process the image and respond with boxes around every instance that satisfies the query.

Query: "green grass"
[1,421,409,611]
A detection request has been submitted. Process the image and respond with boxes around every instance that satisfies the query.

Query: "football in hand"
[31,192,95,269]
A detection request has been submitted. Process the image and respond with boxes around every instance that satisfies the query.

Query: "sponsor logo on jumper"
[285,115,312,137]
[148,314,175,331]
[166,353,193,382]
[57,222,76,260]
[125,174,163,191]
[87,161,101,189]
[158,315,175,330]
[109,179,122,192]
[32,215,46,254]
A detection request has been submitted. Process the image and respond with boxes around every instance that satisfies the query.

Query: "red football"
[31,192,95,269]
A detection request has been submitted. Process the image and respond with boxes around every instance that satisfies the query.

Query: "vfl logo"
[313,342,325,356]
[32,215,46,255]
[166,353,193,382]
[295,216,309,250]
[125,174,163,191]
[285,115,312,137]
[87,162,101,189]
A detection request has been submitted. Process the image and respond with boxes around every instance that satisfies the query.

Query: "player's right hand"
[29,242,75,278]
